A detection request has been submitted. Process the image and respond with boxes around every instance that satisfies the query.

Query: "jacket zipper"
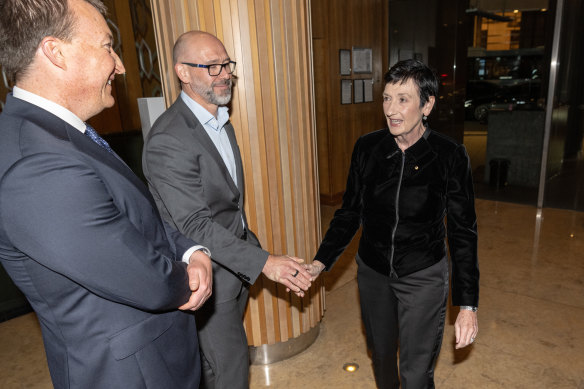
[389,150,405,279]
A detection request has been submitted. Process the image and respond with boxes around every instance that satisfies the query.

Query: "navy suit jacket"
[0,94,201,388]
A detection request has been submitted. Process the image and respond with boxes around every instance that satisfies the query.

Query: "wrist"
[182,245,210,264]
[190,248,211,263]
[313,260,325,270]
[198,247,211,257]
[460,305,478,312]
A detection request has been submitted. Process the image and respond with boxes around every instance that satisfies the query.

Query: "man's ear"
[175,63,191,85]
[39,37,67,70]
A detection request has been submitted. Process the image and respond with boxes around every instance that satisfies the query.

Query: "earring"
[423,115,427,120]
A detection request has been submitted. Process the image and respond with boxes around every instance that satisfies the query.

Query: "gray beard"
[194,79,232,106]
[208,89,231,106]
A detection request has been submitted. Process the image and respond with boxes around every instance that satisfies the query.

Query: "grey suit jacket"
[0,94,201,389]
[143,97,269,304]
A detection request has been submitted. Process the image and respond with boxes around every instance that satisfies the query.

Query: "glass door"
[388,0,554,206]
[539,0,584,211]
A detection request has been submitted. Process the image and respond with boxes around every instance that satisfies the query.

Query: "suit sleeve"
[162,219,207,262]
[143,131,268,285]
[446,144,480,307]
[0,153,192,311]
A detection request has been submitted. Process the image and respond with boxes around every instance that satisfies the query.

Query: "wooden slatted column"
[149,0,323,360]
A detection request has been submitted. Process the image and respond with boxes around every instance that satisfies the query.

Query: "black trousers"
[357,255,449,389]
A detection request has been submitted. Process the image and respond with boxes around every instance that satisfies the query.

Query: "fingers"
[179,270,209,310]
[287,256,305,264]
[179,274,212,311]
[263,255,313,296]
[179,289,209,311]
[284,256,312,288]
[189,273,200,291]
[454,310,478,349]
[455,328,476,348]
[180,251,213,311]
[277,270,309,297]
[291,265,312,290]
[292,289,306,298]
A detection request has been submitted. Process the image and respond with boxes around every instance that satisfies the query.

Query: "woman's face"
[382,79,434,148]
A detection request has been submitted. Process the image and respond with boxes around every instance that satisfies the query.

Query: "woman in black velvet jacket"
[308,59,479,389]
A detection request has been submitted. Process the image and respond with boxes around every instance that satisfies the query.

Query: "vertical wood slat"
[270,0,293,342]
[149,0,323,347]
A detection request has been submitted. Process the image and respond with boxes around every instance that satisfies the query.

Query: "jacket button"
[414,165,419,170]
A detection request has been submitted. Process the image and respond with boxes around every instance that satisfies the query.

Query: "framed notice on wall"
[341,80,352,104]
[339,49,351,75]
[364,79,374,102]
[352,47,372,74]
[354,79,364,103]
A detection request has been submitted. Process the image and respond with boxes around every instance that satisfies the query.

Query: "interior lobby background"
[1,0,583,379]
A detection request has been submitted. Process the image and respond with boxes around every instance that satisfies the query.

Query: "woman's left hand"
[454,309,478,349]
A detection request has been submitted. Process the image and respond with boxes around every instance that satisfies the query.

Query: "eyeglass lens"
[209,62,235,76]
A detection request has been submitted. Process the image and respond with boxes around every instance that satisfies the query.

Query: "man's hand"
[262,255,312,297]
[179,250,213,311]
[454,309,478,349]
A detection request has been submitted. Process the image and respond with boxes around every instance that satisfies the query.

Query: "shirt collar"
[12,86,87,133]
[180,90,230,130]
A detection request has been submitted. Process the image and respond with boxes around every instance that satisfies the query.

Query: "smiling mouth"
[389,119,402,125]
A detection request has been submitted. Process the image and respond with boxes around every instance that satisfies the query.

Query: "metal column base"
[249,323,320,365]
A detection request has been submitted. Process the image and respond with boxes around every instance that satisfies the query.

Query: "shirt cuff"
[182,245,211,264]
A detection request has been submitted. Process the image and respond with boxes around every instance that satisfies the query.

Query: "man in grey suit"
[142,31,313,389]
[0,1,212,388]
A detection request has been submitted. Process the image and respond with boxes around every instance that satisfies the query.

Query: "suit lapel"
[225,122,244,195]
[68,124,157,208]
[176,99,241,198]
[5,94,160,213]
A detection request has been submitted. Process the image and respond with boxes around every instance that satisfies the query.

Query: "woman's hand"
[304,260,326,281]
[454,308,478,349]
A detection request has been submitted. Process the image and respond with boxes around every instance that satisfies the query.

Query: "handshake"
[262,255,327,298]
[180,251,328,312]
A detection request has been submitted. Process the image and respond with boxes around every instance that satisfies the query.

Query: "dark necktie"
[84,125,113,153]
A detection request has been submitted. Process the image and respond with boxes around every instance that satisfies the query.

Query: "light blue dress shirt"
[180,91,237,187]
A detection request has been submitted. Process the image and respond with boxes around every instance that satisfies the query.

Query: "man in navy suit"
[0,1,211,387]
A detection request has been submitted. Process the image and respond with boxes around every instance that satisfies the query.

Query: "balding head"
[173,30,233,116]
[173,31,225,65]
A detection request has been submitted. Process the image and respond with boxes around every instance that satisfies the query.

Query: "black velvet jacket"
[315,128,479,306]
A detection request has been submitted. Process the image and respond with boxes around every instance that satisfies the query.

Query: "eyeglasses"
[181,61,236,76]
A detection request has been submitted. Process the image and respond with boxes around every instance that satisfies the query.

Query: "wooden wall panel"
[311,0,389,203]
[149,0,323,347]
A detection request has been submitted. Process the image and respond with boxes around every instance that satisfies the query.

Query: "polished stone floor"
[1,199,584,388]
